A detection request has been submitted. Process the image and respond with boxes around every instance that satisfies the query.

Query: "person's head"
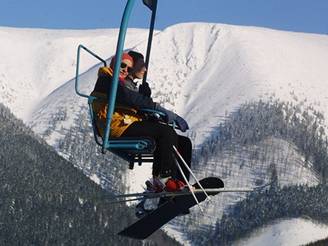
[110,53,134,80]
[128,51,147,79]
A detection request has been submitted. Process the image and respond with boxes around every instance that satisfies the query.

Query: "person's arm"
[116,83,156,109]
[139,82,151,97]
[116,82,189,132]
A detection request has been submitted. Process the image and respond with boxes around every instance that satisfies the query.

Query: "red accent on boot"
[165,178,186,192]
[175,179,186,190]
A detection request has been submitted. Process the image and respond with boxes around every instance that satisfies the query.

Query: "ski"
[111,180,274,204]
[118,177,224,239]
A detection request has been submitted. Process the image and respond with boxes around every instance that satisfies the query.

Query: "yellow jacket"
[90,67,142,138]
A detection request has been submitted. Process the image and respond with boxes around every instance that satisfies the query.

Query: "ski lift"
[75,0,159,169]
[73,2,275,236]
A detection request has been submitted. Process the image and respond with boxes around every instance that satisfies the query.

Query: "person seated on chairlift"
[90,51,192,192]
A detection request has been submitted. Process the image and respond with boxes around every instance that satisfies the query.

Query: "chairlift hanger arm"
[102,0,137,153]
[102,0,158,153]
[143,0,158,84]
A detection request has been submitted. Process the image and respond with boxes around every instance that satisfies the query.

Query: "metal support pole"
[102,0,136,153]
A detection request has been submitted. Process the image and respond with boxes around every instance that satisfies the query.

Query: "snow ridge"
[1,23,328,245]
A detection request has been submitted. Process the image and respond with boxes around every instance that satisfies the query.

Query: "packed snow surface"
[234,218,328,246]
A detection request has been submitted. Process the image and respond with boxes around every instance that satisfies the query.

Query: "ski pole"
[173,145,211,202]
[173,155,203,212]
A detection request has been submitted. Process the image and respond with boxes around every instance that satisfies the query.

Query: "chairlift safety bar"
[75,44,107,98]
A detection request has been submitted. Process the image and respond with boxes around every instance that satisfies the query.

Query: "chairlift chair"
[75,0,159,169]
[75,0,215,212]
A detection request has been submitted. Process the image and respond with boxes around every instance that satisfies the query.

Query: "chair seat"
[98,135,156,170]
[108,136,156,154]
[88,99,156,169]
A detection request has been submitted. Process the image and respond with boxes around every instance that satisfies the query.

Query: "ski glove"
[175,115,189,132]
[155,104,176,123]
[139,82,151,98]
[155,104,189,132]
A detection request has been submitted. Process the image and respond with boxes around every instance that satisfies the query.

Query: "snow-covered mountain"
[2,24,328,143]
[1,23,328,245]
[0,102,178,245]
[234,218,328,246]
[0,26,149,119]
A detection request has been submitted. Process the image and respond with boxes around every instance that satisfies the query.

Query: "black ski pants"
[122,120,192,180]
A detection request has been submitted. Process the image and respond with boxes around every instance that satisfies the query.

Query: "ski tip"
[198,176,224,189]
[118,230,147,240]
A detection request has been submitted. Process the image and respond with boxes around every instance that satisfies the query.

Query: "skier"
[125,51,192,189]
[90,53,135,138]
[90,51,192,192]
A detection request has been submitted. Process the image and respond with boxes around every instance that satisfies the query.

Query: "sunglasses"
[120,62,132,69]
[120,62,135,74]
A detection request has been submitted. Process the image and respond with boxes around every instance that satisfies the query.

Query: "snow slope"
[22,23,328,147]
[1,24,328,144]
[0,26,149,119]
[234,218,328,246]
[1,23,328,245]
[0,24,328,144]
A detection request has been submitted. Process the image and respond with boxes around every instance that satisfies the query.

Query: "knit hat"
[110,53,134,69]
[128,51,144,64]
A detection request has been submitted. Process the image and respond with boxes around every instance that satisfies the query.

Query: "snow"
[185,137,320,229]
[1,24,328,142]
[90,173,101,185]
[124,164,152,195]
[0,26,150,120]
[1,23,328,244]
[234,218,328,246]
[163,224,192,246]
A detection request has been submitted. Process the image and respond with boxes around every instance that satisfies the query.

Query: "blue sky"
[0,0,327,34]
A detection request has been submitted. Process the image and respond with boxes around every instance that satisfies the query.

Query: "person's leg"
[122,121,178,178]
[175,135,192,181]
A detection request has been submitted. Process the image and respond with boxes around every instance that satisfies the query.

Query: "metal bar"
[173,145,211,201]
[142,0,158,84]
[107,197,145,205]
[80,45,107,66]
[106,143,144,149]
[75,44,107,98]
[110,188,255,204]
[102,0,136,153]
[114,188,254,199]
[174,155,203,212]
[75,45,88,98]
[88,97,102,146]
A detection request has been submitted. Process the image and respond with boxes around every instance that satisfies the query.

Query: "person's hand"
[139,82,151,97]
[155,104,178,123]
[155,104,189,131]
[175,115,189,132]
